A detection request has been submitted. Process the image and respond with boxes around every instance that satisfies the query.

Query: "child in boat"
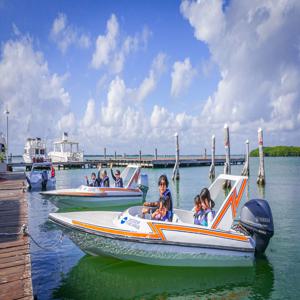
[193,194,206,225]
[151,197,168,221]
[192,195,202,216]
[194,188,215,227]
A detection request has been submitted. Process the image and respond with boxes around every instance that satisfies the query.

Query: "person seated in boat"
[85,172,100,187]
[110,163,123,187]
[192,194,202,216]
[193,188,215,227]
[151,197,168,221]
[142,174,173,221]
[100,170,110,187]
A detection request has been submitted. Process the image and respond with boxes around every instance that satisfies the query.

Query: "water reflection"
[258,184,266,199]
[53,255,274,300]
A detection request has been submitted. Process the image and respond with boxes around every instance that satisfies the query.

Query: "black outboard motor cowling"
[239,199,274,253]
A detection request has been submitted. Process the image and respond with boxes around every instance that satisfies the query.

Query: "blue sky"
[0,0,299,155]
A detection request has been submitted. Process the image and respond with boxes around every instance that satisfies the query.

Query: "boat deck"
[0,174,33,300]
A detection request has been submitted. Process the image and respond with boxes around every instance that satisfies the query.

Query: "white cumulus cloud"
[0,37,73,151]
[181,0,300,146]
[91,14,151,74]
[50,13,91,53]
[136,53,166,102]
[171,57,196,97]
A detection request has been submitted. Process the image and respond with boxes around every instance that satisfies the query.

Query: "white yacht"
[48,132,83,163]
[23,137,47,163]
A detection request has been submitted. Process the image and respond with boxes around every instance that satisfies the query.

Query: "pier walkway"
[8,156,245,171]
[0,173,33,300]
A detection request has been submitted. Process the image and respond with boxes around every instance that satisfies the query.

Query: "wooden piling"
[257,128,265,185]
[223,124,231,188]
[172,132,180,181]
[241,140,250,176]
[209,135,215,179]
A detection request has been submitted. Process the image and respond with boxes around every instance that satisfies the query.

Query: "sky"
[0,0,299,155]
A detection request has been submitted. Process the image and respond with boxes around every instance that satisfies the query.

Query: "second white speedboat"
[26,162,56,190]
[49,174,274,267]
[41,165,148,208]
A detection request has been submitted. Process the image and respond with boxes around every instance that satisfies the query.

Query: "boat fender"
[51,166,55,178]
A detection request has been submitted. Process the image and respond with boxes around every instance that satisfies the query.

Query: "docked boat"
[48,132,83,163]
[23,137,48,163]
[41,165,149,208]
[49,174,274,267]
[26,162,56,190]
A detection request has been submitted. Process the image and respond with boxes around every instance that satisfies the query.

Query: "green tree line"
[250,146,300,157]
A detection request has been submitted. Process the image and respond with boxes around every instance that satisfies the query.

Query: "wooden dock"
[0,173,33,300]
[8,156,245,171]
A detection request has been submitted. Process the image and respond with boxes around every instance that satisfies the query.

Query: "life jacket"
[101,176,109,187]
[194,209,215,226]
[162,189,173,221]
[115,177,123,188]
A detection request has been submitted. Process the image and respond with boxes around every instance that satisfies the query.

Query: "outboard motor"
[239,199,274,253]
[41,170,48,189]
[138,174,149,202]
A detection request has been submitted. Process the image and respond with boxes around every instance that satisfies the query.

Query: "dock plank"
[0,177,33,300]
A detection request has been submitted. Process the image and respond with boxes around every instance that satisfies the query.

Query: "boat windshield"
[121,166,139,188]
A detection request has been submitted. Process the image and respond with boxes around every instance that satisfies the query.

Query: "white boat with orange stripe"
[41,165,149,208]
[49,174,274,267]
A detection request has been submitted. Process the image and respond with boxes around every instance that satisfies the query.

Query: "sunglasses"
[159,182,166,186]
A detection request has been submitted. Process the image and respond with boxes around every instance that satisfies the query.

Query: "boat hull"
[48,152,83,162]
[47,195,143,209]
[29,179,56,190]
[65,228,254,267]
[49,209,255,267]
[42,187,143,208]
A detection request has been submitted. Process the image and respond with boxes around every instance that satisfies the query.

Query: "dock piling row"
[209,135,215,179]
[257,128,265,185]
[241,140,250,176]
[172,132,180,181]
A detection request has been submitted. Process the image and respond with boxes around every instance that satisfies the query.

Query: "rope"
[0,224,26,236]
[0,224,64,251]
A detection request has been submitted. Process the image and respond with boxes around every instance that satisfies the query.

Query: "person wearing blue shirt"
[142,174,173,221]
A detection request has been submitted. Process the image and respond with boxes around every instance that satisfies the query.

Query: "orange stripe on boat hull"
[72,220,249,242]
[72,220,161,239]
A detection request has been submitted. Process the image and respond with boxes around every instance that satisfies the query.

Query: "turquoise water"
[28,157,300,299]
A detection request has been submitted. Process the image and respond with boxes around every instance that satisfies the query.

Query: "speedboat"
[26,162,56,190]
[49,174,274,267]
[41,165,149,208]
